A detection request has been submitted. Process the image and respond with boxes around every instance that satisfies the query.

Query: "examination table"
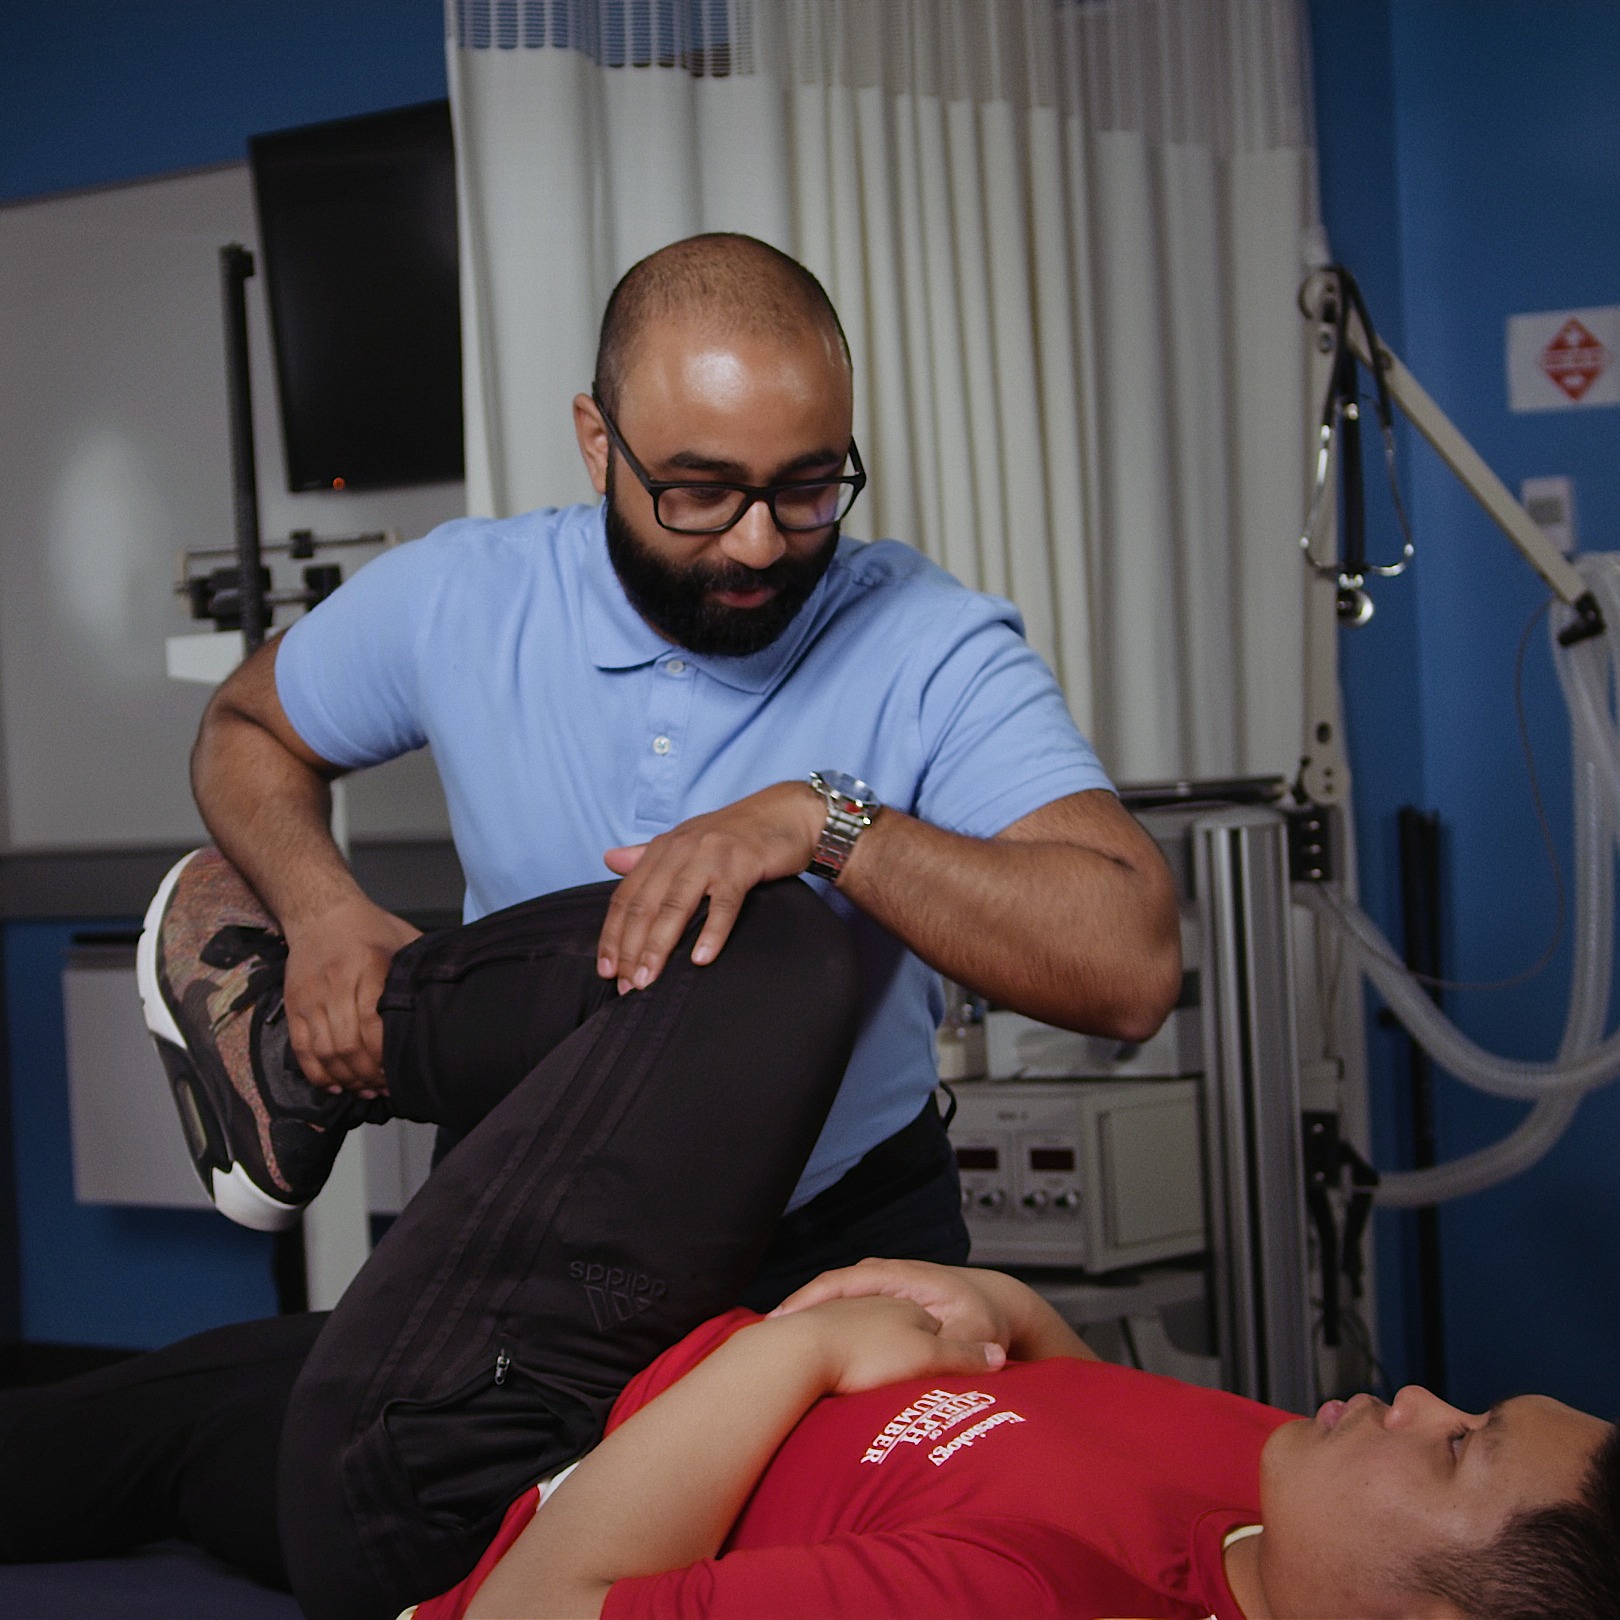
[0,1540,304,1616]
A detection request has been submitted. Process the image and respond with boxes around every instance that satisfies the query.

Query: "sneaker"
[136,848,386,1232]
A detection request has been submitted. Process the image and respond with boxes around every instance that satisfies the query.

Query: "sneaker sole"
[137,851,304,1234]
[135,850,194,1049]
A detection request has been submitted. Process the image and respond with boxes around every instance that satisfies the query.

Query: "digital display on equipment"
[955,1147,999,1170]
[1029,1147,1076,1172]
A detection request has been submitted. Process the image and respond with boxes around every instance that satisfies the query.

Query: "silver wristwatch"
[806,772,883,882]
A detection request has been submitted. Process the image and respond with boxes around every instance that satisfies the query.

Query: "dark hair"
[1415,1423,1620,1620]
[593,232,850,415]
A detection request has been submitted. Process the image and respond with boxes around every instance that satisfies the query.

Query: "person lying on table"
[427,1258,1619,1620]
[2,869,1614,1620]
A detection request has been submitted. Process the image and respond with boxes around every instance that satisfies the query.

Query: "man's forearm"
[190,642,421,1088]
[837,805,1180,1040]
[594,785,1178,1024]
[188,638,370,932]
[192,706,363,929]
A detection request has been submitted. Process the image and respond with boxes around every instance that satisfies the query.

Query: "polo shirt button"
[653,735,672,755]
[664,659,686,675]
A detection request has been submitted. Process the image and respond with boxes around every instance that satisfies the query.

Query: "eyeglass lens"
[656,479,858,534]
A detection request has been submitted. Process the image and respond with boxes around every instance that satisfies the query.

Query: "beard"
[603,470,839,658]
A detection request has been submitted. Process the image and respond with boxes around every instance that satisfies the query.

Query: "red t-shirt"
[416,1309,1294,1620]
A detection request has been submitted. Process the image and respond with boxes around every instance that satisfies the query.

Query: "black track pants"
[0,1311,321,1590]
[279,877,862,1617]
[0,879,965,1614]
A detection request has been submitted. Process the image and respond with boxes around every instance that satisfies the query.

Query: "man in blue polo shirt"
[153,232,1179,1302]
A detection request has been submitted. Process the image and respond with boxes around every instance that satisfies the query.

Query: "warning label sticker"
[1508,305,1620,411]
[1540,318,1608,400]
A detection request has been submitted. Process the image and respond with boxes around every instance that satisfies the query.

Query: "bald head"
[593,234,851,415]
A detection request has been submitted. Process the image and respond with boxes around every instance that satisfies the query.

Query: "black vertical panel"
[219,244,268,652]
[0,931,22,1345]
[1397,805,1446,1397]
[274,1227,308,1316]
[249,99,463,494]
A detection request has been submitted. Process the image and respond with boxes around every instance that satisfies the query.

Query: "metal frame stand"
[215,244,371,1312]
[1194,807,1315,1412]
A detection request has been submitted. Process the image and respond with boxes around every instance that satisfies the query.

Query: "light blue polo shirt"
[276,503,1113,1207]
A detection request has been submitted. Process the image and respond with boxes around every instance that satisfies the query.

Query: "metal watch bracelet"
[806,772,882,882]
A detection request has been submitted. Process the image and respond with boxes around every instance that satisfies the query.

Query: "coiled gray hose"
[1300,552,1620,1206]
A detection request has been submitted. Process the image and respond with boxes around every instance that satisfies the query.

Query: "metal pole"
[221,244,303,1310]
[219,244,267,653]
[1194,808,1316,1414]
[1397,806,1448,1396]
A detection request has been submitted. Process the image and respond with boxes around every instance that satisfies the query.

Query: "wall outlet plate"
[1520,475,1577,554]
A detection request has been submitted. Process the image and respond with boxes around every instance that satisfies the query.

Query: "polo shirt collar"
[577,503,833,694]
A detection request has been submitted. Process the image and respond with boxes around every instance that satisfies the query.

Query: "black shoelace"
[202,924,289,1028]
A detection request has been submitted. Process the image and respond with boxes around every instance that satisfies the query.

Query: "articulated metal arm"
[1296,271,1607,809]
[1309,270,1604,643]
[1343,316,1603,643]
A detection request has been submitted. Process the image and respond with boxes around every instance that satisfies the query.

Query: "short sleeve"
[601,1520,1166,1620]
[910,596,1114,838]
[273,533,451,768]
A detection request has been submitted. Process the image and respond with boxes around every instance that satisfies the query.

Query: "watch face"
[819,771,871,802]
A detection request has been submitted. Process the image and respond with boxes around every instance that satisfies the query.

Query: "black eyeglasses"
[592,391,866,536]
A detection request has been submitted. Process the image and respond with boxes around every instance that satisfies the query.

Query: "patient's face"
[1255,1385,1610,1617]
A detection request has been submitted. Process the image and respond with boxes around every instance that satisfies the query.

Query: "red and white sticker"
[1508,305,1620,411]
[1540,318,1608,400]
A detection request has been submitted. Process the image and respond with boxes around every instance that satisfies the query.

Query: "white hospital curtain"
[446,0,1320,782]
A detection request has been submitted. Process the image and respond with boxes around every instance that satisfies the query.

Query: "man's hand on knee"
[283,897,422,1094]
[596,782,824,993]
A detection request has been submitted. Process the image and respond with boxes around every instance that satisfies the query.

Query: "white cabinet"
[63,941,435,1216]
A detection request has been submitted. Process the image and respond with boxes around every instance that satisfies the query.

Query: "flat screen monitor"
[249,100,464,493]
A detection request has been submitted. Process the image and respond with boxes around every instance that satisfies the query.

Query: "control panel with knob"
[949,1080,1204,1271]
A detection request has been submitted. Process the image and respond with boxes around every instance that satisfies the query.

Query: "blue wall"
[1311,0,1620,1420]
[1,3,447,1346]
[1,0,447,204]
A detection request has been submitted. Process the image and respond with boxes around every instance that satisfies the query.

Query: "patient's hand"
[773,1258,1096,1363]
[772,1259,1014,1352]
[792,1295,1006,1396]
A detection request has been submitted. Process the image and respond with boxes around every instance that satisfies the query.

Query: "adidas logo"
[568,1259,667,1331]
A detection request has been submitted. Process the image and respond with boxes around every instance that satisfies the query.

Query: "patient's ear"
[573,393,610,495]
